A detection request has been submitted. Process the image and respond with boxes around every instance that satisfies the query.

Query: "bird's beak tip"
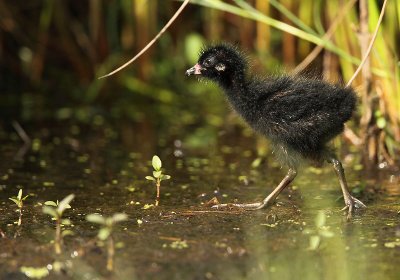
[185,69,194,76]
[185,64,202,76]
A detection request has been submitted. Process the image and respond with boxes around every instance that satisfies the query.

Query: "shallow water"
[0,126,399,280]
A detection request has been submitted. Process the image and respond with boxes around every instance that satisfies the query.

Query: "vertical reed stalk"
[359,0,379,166]
[255,0,270,54]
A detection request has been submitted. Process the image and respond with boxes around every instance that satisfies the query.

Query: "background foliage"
[0,0,398,165]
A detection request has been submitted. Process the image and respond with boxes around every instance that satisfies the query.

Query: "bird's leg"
[212,168,297,210]
[327,157,366,217]
[255,168,297,209]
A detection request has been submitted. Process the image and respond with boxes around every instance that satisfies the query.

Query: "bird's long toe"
[345,196,366,210]
[342,195,366,219]
[211,202,263,210]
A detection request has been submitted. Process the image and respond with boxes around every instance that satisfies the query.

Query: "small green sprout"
[9,189,29,226]
[42,194,75,254]
[142,203,154,210]
[86,213,128,271]
[145,155,171,206]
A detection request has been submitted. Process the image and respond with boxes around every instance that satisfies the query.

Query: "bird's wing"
[259,87,348,147]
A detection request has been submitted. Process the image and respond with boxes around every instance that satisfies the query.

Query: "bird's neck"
[222,74,258,115]
[218,70,247,93]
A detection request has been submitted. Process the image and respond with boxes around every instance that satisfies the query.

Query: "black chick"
[186,44,366,215]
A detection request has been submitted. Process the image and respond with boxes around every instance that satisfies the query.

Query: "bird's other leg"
[327,156,366,217]
[212,168,297,210]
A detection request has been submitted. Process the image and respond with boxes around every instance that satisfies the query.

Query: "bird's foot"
[211,200,274,210]
[211,202,263,210]
[341,195,366,219]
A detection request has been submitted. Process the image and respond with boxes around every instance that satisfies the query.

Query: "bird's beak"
[185,63,203,76]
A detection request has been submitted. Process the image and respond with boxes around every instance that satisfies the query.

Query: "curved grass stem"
[98,0,190,79]
[346,0,388,87]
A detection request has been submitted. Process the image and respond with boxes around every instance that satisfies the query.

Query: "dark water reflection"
[0,124,399,280]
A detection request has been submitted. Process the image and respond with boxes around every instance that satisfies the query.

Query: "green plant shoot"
[145,155,171,206]
[42,194,75,254]
[9,189,29,226]
[86,213,128,271]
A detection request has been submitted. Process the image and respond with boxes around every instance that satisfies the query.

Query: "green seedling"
[303,210,334,250]
[145,155,171,206]
[9,189,29,226]
[42,194,74,254]
[86,213,128,272]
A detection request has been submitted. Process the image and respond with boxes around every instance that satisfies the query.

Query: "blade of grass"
[190,0,388,78]
[235,0,317,36]
[313,0,325,35]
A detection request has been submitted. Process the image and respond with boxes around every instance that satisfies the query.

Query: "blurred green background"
[0,0,399,165]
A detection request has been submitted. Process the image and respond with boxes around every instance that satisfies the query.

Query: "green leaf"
[98,227,111,240]
[251,157,262,168]
[142,204,154,210]
[20,266,49,279]
[86,214,106,224]
[61,218,71,225]
[9,198,20,206]
[153,170,162,178]
[57,194,74,214]
[17,189,23,200]
[112,213,128,223]
[160,174,171,181]
[126,185,136,192]
[152,155,162,170]
[308,235,320,250]
[44,201,57,207]
[145,176,155,181]
[169,240,189,249]
[42,206,57,218]
[22,195,29,201]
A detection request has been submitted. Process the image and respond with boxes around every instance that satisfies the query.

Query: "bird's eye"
[203,58,213,67]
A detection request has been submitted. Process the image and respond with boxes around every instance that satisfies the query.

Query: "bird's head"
[186,44,247,86]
